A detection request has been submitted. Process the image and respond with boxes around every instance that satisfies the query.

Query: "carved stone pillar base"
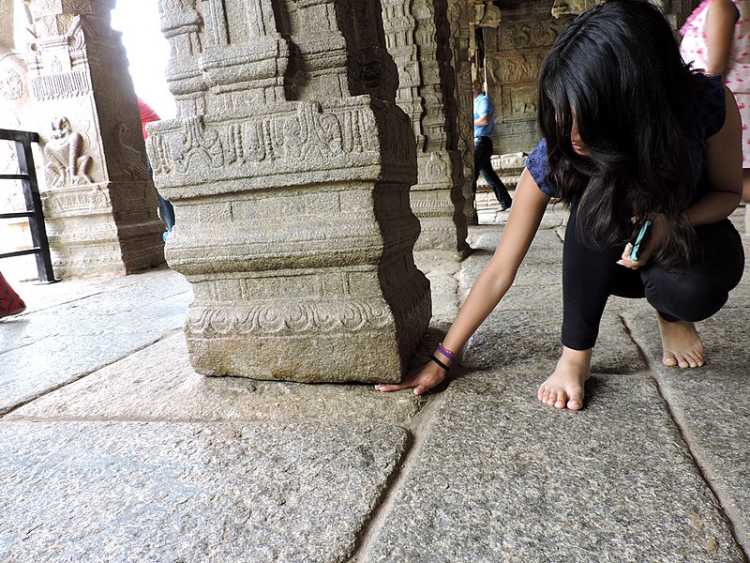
[412,151,469,253]
[150,96,431,383]
[43,182,165,277]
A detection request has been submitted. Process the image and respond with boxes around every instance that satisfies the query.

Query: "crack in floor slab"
[347,392,446,563]
[620,314,749,561]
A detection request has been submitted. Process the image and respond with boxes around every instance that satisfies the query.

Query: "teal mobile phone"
[629,219,653,262]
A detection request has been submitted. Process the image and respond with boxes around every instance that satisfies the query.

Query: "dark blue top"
[527,74,727,199]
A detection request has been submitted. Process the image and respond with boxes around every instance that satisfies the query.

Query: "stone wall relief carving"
[44,116,93,187]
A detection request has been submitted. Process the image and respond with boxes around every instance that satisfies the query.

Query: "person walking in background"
[472,81,513,210]
[681,0,750,201]
[138,98,175,241]
[0,272,25,319]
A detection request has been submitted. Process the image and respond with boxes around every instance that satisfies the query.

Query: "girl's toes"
[662,352,677,367]
[567,390,584,411]
[555,390,567,409]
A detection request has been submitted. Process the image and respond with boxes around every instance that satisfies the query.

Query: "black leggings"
[562,206,745,350]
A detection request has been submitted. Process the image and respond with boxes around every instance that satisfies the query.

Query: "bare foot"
[537,347,592,411]
[657,315,704,368]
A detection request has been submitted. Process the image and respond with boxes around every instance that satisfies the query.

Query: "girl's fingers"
[374,381,417,393]
[621,243,633,261]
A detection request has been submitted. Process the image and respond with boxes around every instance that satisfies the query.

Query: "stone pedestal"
[24,0,164,278]
[382,0,469,254]
[148,0,431,383]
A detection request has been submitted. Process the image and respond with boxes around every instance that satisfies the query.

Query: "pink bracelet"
[436,343,457,361]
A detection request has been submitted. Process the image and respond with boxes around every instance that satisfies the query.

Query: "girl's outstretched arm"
[376,169,550,395]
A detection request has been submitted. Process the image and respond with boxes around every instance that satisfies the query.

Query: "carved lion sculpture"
[44,116,93,187]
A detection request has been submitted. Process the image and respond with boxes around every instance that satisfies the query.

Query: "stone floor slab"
[458,253,562,291]
[467,228,563,263]
[625,306,750,552]
[0,268,190,354]
[365,371,744,562]
[462,308,645,375]
[5,266,184,317]
[0,420,407,563]
[0,289,191,415]
[8,334,424,425]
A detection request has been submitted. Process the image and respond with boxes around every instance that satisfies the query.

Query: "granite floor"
[1,215,748,563]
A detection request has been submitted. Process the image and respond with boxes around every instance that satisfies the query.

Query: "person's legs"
[538,205,640,410]
[476,138,513,209]
[641,219,744,367]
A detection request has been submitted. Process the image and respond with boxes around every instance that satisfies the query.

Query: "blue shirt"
[527,74,726,200]
[474,93,495,139]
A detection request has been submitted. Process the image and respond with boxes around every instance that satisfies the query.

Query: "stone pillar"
[381,0,469,254]
[447,0,477,226]
[24,0,164,277]
[148,0,431,383]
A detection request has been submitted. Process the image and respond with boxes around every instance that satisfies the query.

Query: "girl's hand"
[374,361,447,396]
[617,213,669,270]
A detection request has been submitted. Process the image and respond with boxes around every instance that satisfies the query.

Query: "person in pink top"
[681,0,750,201]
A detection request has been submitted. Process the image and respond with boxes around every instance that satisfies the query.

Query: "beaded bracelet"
[436,343,457,361]
[430,354,450,371]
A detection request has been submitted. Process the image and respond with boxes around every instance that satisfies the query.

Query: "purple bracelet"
[436,343,457,361]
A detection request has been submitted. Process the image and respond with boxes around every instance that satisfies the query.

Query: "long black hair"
[538,0,700,265]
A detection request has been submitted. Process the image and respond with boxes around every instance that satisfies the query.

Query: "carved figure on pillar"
[44,116,93,187]
[149,0,431,383]
[23,0,165,277]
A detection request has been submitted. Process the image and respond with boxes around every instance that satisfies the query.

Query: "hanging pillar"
[24,0,164,278]
[381,0,469,254]
[147,0,431,383]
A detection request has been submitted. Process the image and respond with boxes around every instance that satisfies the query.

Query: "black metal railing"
[0,128,56,283]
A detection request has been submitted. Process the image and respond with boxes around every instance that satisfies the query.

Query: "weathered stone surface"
[625,307,750,552]
[0,276,191,414]
[459,251,563,290]
[8,333,424,425]
[484,6,573,155]
[0,420,408,562]
[148,0,430,384]
[23,0,165,277]
[468,228,563,262]
[0,268,190,355]
[463,308,646,374]
[3,266,183,316]
[366,371,744,562]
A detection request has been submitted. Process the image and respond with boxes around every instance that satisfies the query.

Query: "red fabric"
[0,272,25,318]
[137,99,161,140]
